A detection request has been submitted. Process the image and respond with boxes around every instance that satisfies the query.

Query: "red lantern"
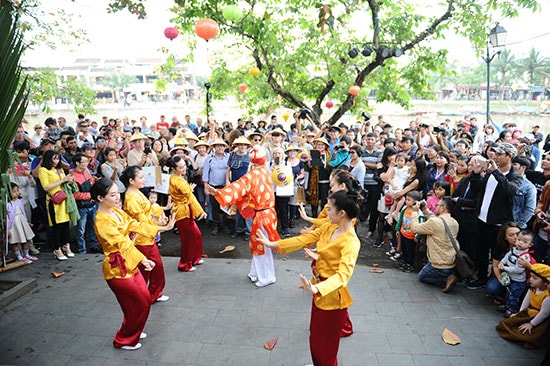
[348,85,361,96]
[325,101,334,109]
[164,27,179,41]
[195,19,219,41]
[238,83,247,93]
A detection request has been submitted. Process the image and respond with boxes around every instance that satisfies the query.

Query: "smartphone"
[274,156,280,165]
[310,149,322,166]
[476,157,488,169]
[448,162,456,171]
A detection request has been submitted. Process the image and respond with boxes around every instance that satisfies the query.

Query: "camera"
[298,107,311,120]
[537,218,550,230]
[433,126,443,133]
[361,112,371,122]
[144,147,152,155]
[204,82,211,89]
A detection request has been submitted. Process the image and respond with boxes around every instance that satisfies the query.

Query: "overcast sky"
[22,0,550,71]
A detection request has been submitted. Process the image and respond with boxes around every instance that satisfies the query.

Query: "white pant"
[249,248,275,285]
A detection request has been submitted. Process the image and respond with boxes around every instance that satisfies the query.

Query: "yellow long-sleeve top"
[169,175,204,221]
[311,205,328,228]
[123,191,159,246]
[277,222,360,310]
[38,167,70,225]
[94,208,158,280]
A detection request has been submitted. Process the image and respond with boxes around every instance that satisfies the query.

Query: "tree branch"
[402,0,455,53]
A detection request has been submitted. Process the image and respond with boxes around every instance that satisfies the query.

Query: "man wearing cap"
[227,137,252,239]
[326,126,341,154]
[512,156,537,230]
[202,139,229,235]
[466,143,523,289]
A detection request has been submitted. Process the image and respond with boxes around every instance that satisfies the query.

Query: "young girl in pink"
[7,182,37,263]
[426,181,451,213]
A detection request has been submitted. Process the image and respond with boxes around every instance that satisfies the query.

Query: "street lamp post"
[205,82,211,121]
[483,24,507,125]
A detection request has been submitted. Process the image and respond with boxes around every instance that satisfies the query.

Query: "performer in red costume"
[92,178,174,350]
[208,146,280,287]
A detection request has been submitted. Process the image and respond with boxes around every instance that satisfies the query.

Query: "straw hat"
[172,136,189,146]
[129,133,148,142]
[210,139,228,147]
[248,130,264,143]
[232,136,252,146]
[169,146,189,156]
[285,145,302,153]
[313,137,330,147]
[269,127,287,137]
[185,130,199,141]
[194,140,209,149]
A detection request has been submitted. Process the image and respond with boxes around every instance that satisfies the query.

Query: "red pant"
[107,271,151,348]
[310,302,348,366]
[176,217,203,271]
[135,243,165,303]
[340,310,353,337]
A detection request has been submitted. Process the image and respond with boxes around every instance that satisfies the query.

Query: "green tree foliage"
[26,68,96,115]
[0,1,30,263]
[99,71,137,103]
[520,47,550,86]
[111,0,540,124]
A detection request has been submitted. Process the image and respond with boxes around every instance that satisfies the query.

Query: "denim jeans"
[506,280,527,313]
[486,276,506,299]
[418,262,455,288]
[234,210,251,235]
[77,205,99,253]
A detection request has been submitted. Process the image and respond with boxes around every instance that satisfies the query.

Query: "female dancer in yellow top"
[92,178,174,350]
[257,190,361,366]
[121,166,173,304]
[168,156,207,272]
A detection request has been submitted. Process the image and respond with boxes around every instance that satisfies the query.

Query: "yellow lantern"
[249,66,260,77]
[282,112,290,122]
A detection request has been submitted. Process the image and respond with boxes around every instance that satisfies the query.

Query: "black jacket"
[472,167,523,225]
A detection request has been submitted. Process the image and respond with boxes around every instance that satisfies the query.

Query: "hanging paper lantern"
[164,27,179,41]
[222,5,243,22]
[195,19,219,41]
[282,112,290,122]
[271,165,292,187]
[348,85,361,96]
[325,101,334,109]
[249,66,260,77]
[238,83,247,93]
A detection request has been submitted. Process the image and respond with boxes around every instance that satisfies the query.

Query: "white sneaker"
[247,274,258,282]
[255,278,276,287]
[120,343,142,351]
[188,267,197,272]
[197,258,205,265]
[365,231,373,239]
[385,248,396,256]
[390,253,402,261]
[140,332,147,339]
[156,295,170,302]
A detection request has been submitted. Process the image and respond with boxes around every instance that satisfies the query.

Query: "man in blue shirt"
[203,139,229,235]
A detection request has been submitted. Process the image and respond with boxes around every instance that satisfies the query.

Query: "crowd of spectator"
[6,110,550,350]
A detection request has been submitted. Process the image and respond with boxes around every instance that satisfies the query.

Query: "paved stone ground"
[0,253,545,366]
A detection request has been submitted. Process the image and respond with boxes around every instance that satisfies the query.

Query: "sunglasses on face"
[271,133,281,137]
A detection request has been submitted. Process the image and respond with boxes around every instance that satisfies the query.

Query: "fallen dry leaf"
[264,337,278,350]
[372,263,379,267]
[370,269,384,273]
[442,327,461,345]
[51,271,65,278]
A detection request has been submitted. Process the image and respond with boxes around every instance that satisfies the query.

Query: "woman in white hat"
[127,133,159,167]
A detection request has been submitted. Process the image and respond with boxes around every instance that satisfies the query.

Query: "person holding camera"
[127,133,159,168]
[466,143,523,289]
[410,196,460,293]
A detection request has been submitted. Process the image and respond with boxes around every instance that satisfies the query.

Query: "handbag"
[384,194,393,207]
[441,218,475,278]
[50,189,68,204]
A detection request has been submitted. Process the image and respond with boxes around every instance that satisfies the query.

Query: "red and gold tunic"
[215,165,280,255]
